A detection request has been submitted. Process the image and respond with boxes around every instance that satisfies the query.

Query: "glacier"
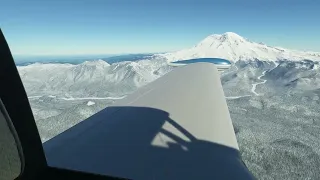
[16,32,320,180]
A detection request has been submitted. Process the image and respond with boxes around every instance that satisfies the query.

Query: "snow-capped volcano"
[160,32,320,62]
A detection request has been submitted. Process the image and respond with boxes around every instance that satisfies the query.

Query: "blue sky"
[1,0,319,55]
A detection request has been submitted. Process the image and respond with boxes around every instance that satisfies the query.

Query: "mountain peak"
[193,32,247,50]
[206,32,244,40]
[222,32,243,38]
[199,32,246,46]
[161,32,320,62]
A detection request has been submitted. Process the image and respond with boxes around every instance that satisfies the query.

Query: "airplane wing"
[0,29,254,180]
[43,63,254,179]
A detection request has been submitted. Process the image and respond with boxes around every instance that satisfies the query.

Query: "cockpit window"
[2,1,320,179]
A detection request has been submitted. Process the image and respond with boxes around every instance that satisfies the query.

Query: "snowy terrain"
[16,32,320,180]
[18,58,173,98]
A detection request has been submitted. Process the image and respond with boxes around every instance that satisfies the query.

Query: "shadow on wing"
[44,106,253,180]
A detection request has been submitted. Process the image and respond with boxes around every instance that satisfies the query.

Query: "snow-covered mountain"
[18,58,173,98]
[160,32,320,62]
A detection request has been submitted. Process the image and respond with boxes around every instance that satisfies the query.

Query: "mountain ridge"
[159,32,320,62]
